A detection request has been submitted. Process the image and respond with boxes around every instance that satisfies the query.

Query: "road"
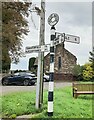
[0,82,72,95]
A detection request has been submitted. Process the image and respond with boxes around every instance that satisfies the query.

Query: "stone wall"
[44,43,77,80]
[54,73,74,81]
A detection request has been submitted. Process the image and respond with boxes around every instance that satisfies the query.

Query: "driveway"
[0,81,72,95]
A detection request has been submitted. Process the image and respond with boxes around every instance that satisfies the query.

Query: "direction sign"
[54,34,64,45]
[25,44,50,53]
[41,44,50,52]
[54,32,65,45]
[55,32,80,45]
[65,34,80,44]
[25,45,41,53]
[25,49,41,53]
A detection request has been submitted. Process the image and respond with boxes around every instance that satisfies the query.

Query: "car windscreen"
[14,72,26,76]
[14,72,36,77]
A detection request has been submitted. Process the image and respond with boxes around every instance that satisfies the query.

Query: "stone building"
[34,43,77,81]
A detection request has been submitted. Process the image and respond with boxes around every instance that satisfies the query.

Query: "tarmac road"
[1,82,72,95]
[0,75,72,95]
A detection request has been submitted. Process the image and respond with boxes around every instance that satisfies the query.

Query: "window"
[58,57,62,70]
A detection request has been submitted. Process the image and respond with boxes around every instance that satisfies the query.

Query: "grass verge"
[0,86,93,119]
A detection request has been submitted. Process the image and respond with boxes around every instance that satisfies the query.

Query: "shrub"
[72,64,84,81]
[83,63,94,81]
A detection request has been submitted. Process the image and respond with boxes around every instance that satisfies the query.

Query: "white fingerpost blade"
[65,34,80,44]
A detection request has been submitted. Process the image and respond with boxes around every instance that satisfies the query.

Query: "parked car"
[1,72,37,86]
[43,74,49,82]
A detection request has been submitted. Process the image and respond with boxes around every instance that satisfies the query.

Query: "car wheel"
[2,79,8,86]
[31,82,35,85]
[23,79,29,86]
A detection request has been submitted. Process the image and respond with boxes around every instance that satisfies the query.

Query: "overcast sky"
[11,1,92,70]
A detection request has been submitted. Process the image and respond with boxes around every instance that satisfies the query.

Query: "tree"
[2,49,11,72]
[83,63,94,81]
[2,2,32,71]
[72,64,84,81]
[72,64,83,76]
[28,57,36,71]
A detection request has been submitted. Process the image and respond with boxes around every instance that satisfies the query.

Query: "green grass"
[0,87,93,119]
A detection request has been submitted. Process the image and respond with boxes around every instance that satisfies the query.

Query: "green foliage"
[2,50,11,72]
[28,57,36,71]
[1,87,93,118]
[72,64,83,76]
[83,63,94,81]
[72,64,84,81]
[10,114,17,119]
[2,2,32,68]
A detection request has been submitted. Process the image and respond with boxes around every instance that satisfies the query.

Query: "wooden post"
[36,0,45,109]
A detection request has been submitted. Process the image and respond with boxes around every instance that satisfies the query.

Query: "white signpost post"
[47,14,80,116]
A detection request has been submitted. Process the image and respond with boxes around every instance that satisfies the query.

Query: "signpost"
[47,13,59,116]
[25,12,80,117]
[47,13,80,117]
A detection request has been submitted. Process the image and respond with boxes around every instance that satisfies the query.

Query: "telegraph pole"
[36,0,45,109]
[12,0,45,109]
